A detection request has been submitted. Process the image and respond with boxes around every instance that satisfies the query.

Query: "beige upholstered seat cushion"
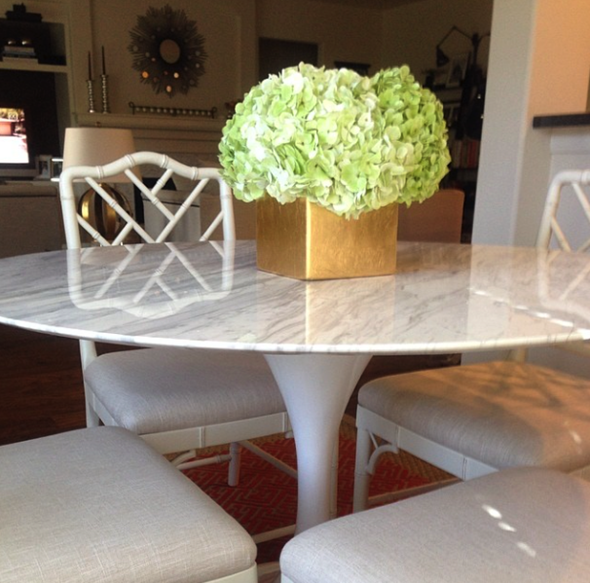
[85,348,285,434]
[359,361,590,471]
[281,467,590,583]
[0,427,257,583]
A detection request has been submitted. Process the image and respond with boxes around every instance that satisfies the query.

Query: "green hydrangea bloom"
[219,63,450,218]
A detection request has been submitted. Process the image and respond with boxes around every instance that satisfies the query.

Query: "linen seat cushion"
[359,361,590,471]
[84,348,285,433]
[0,427,257,583]
[280,467,590,583]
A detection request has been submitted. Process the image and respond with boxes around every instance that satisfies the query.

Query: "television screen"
[0,70,60,179]
[0,107,29,165]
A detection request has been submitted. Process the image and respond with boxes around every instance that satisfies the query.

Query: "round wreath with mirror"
[128,4,207,97]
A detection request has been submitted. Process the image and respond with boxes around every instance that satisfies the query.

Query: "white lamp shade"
[62,127,138,183]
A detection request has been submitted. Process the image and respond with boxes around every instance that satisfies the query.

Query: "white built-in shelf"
[0,59,67,73]
[76,112,225,133]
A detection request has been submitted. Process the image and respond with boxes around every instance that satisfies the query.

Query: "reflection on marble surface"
[67,241,234,319]
[0,241,588,354]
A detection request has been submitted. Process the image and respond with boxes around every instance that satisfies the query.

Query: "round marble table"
[0,240,588,532]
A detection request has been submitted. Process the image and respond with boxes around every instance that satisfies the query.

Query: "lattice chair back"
[534,169,590,359]
[59,151,235,249]
[537,169,590,252]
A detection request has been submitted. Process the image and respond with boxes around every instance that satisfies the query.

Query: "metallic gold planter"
[256,197,399,280]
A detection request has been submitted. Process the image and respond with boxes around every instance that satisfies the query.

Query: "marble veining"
[0,241,588,355]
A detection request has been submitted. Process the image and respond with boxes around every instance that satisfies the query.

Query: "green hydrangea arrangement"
[218,63,450,218]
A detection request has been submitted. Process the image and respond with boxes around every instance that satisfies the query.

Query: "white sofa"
[0,181,64,258]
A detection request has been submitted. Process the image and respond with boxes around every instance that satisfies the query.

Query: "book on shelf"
[2,45,36,56]
[450,138,480,169]
[1,56,39,64]
[1,44,38,64]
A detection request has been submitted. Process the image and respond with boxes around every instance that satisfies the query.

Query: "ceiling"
[309,0,424,9]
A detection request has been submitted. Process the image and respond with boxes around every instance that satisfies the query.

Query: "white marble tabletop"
[0,240,588,354]
[1,240,588,533]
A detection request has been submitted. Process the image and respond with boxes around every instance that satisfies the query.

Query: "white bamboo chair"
[282,467,590,583]
[353,169,590,512]
[59,152,296,540]
[1,426,257,583]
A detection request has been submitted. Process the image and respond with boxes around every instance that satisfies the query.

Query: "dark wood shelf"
[532,112,590,129]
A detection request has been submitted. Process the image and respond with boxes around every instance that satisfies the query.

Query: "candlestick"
[101,74,110,114]
[87,50,92,80]
[86,79,95,113]
[101,46,106,75]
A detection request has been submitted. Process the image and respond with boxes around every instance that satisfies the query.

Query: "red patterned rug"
[182,417,450,564]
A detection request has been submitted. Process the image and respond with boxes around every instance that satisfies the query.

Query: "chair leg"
[353,426,372,513]
[239,440,298,479]
[85,399,101,428]
[228,441,242,486]
[174,451,232,471]
[330,439,338,519]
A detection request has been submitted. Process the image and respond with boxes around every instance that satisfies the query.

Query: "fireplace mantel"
[75,113,226,160]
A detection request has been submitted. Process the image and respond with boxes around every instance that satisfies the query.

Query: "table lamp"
[62,127,138,241]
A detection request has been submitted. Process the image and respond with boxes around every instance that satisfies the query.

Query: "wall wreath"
[128,4,207,97]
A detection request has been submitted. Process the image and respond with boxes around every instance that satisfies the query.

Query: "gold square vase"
[256,197,399,280]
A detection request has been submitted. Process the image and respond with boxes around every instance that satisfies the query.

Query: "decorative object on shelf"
[62,127,137,241]
[445,53,469,88]
[127,4,207,97]
[219,63,450,280]
[0,11,66,65]
[86,80,96,113]
[50,156,62,179]
[0,9,41,64]
[5,3,42,22]
[35,154,51,179]
[100,46,109,114]
[86,51,95,113]
[100,75,109,113]
[128,101,217,118]
[1,42,37,63]
[435,26,488,69]
[434,26,490,140]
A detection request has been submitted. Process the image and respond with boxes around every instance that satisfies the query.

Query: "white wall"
[381,0,493,83]
[256,0,383,73]
[474,0,590,247]
[470,0,538,247]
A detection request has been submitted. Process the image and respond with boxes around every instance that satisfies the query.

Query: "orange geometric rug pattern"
[182,416,450,563]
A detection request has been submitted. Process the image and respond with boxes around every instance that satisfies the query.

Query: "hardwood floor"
[0,324,86,445]
[0,323,459,446]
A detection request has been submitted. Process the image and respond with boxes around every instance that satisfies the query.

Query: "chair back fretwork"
[535,169,590,358]
[537,169,590,252]
[59,151,235,249]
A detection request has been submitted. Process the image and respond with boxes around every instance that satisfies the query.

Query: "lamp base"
[78,184,134,243]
